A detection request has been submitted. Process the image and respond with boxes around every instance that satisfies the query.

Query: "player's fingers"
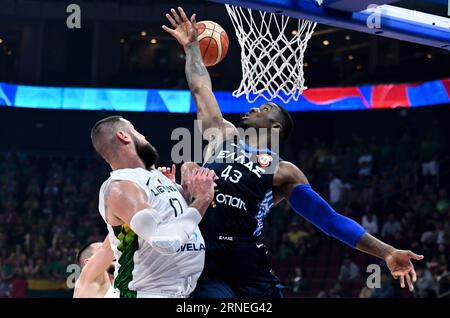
[411,268,417,282]
[171,164,176,175]
[178,7,189,22]
[200,167,209,177]
[392,269,406,277]
[399,275,405,288]
[171,8,182,25]
[405,272,414,291]
[165,13,178,28]
[162,25,177,36]
[191,14,197,26]
[408,251,424,260]
[207,169,217,180]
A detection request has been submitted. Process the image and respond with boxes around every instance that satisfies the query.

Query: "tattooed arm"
[163,7,237,142]
[184,37,224,132]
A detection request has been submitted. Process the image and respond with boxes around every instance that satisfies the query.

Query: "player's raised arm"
[105,168,216,255]
[273,161,424,292]
[163,7,230,135]
[74,236,114,298]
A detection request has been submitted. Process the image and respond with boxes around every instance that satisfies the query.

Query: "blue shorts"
[192,239,284,298]
[192,275,284,298]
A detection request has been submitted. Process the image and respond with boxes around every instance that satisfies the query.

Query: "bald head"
[91,116,128,161]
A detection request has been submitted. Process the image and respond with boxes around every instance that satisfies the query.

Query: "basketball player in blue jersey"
[164,7,424,298]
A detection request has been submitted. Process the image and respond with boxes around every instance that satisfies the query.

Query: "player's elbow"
[190,84,210,96]
[150,236,183,255]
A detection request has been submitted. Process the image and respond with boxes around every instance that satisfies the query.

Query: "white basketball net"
[225,4,317,103]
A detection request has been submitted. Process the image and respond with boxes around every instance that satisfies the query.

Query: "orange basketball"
[197,20,229,67]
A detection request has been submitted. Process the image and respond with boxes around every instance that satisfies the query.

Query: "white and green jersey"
[98,168,205,298]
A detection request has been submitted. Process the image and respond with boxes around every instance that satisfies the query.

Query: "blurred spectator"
[381,213,402,239]
[0,271,11,298]
[420,131,441,178]
[420,224,436,244]
[436,189,449,214]
[329,173,351,209]
[371,272,394,298]
[415,265,437,298]
[287,222,309,246]
[329,282,350,298]
[358,286,373,298]
[8,268,27,298]
[277,233,296,260]
[357,148,373,177]
[290,267,311,293]
[338,257,361,282]
[361,211,379,235]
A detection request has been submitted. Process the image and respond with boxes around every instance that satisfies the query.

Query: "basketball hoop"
[225,4,316,103]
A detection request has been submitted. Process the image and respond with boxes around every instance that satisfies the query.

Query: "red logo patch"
[258,154,273,167]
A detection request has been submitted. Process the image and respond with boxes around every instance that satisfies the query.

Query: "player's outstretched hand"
[158,164,176,183]
[189,167,218,210]
[385,249,424,291]
[181,162,200,198]
[162,6,198,48]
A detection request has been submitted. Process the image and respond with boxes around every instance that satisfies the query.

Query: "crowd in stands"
[0,121,449,298]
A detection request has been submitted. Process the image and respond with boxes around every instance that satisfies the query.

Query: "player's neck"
[94,271,111,288]
[110,156,145,171]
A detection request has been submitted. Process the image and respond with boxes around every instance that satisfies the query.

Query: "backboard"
[210,0,450,50]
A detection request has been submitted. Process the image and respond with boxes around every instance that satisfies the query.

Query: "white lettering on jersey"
[216,150,266,178]
[215,192,247,211]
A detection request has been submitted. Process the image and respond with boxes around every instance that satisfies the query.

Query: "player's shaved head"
[91,116,128,161]
[268,102,293,141]
[77,241,102,268]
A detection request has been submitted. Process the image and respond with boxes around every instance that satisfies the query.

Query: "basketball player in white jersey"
[74,237,118,298]
[91,115,217,298]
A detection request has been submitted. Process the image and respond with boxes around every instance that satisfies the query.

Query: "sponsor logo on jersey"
[257,153,273,167]
[218,236,233,241]
[215,192,247,211]
[177,243,206,252]
[176,231,205,252]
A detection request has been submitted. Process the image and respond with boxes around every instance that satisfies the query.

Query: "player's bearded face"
[131,134,159,169]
